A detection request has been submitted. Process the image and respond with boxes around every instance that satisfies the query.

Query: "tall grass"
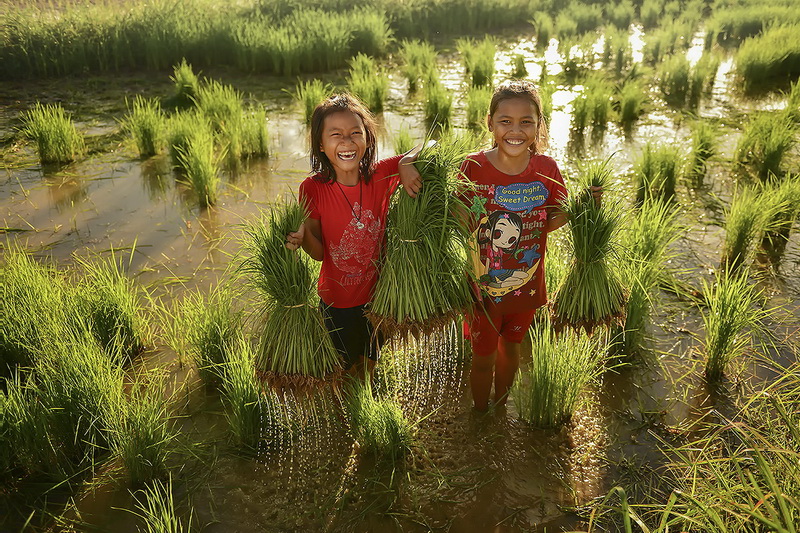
[457,37,496,87]
[425,79,453,129]
[399,40,437,93]
[124,96,166,158]
[20,103,85,165]
[615,79,647,127]
[133,477,189,533]
[634,142,683,204]
[292,79,332,124]
[736,24,800,92]
[345,381,413,460]
[702,272,768,380]
[512,319,602,428]
[177,126,222,207]
[169,59,200,109]
[687,120,716,186]
[195,80,243,132]
[347,53,389,112]
[735,112,797,181]
[721,186,771,274]
[465,85,491,130]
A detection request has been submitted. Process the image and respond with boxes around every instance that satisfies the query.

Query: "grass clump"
[735,24,800,92]
[531,12,554,48]
[572,76,614,132]
[241,200,340,382]
[761,174,800,263]
[465,86,492,130]
[133,477,189,533]
[511,54,527,78]
[123,96,166,158]
[701,272,768,381]
[608,0,634,30]
[424,79,453,129]
[721,186,771,275]
[20,102,85,165]
[634,141,683,205]
[292,79,332,124]
[602,27,633,76]
[687,120,716,187]
[399,40,437,93]
[551,159,627,333]
[167,111,210,170]
[457,37,496,87]
[615,79,647,127]
[345,381,412,460]
[177,126,222,207]
[195,80,243,132]
[347,53,389,112]
[735,112,797,181]
[169,59,200,109]
[512,319,602,428]
[393,126,415,155]
[785,80,800,122]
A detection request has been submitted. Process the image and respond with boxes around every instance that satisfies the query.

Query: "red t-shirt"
[461,151,568,314]
[299,155,402,308]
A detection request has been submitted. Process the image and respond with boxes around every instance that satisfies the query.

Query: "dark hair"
[309,93,378,183]
[478,210,523,253]
[487,79,549,154]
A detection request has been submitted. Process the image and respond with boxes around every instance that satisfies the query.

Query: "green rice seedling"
[110,379,177,486]
[735,112,797,181]
[634,141,683,204]
[195,80,243,132]
[369,134,475,335]
[721,186,771,274]
[178,285,242,385]
[20,102,85,165]
[539,82,554,124]
[240,200,340,382]
[658,54,691,106]
[347,54,389,112]
[167,111,210,170]
[571,91,590,133]
[239,106,269,158]
[74,254,146,366]
[785,80,800,122]
[644,21,693,65]
[424,79,452,129]
[608,0,635,30]
[587,76,614,129]
[531,12,554,48]
[345,380,412,460]
[555,12,578,39]
[177,126,221,207]
[398,40,437,93]
[736,24,800,92]
[761,174,800,262]
[570,2,603,34]
[292,79,332,125]
[687,120,716,187]
[640,0,661,28]
[615,79,646,127]
[393,126,415,155]
[512,318,602,428]
[702,272,768,381]
[132,477,189,533]
[551,159,627,333]
[349,8,392,57]
[123,96,166,158]
[170,59,200,109]
[511,54,527,78]
[465,85,491,130]
[457,37,496,87]
[602,27,633,76]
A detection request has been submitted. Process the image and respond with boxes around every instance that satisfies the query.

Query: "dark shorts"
[319,303,383,369]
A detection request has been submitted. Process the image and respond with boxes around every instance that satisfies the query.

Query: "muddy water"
[2,25,799,532]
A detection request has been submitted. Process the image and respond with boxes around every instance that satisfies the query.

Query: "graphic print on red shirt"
[299,155,402,308]
[461,151,568,315]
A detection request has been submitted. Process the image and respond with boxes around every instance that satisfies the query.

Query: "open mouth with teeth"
[337,151,357,161]
[504,139,525,146]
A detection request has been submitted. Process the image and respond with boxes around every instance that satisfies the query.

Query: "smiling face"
[319,110,369,182]
[492,217,521,250]
[487,96,540,158]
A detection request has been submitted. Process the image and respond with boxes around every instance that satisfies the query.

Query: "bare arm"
[286,217,324,261]
[399,140,436,198]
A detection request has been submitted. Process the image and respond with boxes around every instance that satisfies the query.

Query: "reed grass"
[20,102,85,165]
[721,186,771,274]
[170,59,200,109]
[465,85,491,130]
[123,96,166,158]
[240,200,340,380]
[133,477,189,533]
[734,112,797,181]
[457,37,496,87]
[634,141,683,204]
[292,79,332,124]
[551,159,627,333]
[615,79,646,126]
[177,126,221,207]
[393,126,415,155]
[687,120,716,186]
[399,40,437,94]
[347,53,389,112]
[424,79,453,129]
[735,24,800,92]
[513,318,602,428]
[511,54,527,78]
[702,272,767,380]
[531,12,554,48]
[345,381,412,460]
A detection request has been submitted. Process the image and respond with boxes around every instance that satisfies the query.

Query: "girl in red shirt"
[285,94,420,378]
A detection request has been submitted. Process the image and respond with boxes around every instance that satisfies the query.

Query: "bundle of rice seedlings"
[511,54,527,78]
[634,141,683,204]
[702,272,769,381]
[167,111,210,170]
[177,126,222,208]
[240,200,340,386]
[457,37,496,87]
[551,159,627,333]
[393,126,415,155]
[688,120,717,187]
[347,53,388,112]
[721,186,771,275]
[734,112,797,181]
[345,380,412,460]
[292,79,332,124]
[466,85,491,130]
[615,79,646,127]
[398,40,437,93]
[512,318,602,428]
[761,174,800,262]
[195,80,243,132]
[169,59,199,109]
[424,79,452,129]
[123,95,166,158]
[20,102,85,164]
[368,135,475,336]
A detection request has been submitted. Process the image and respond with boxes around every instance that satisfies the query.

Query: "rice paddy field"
[2,0,800,531]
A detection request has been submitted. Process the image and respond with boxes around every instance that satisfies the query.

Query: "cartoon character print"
[329,203,381,283]
[476,210,540,299]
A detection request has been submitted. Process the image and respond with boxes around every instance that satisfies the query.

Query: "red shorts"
[464,306,536,356]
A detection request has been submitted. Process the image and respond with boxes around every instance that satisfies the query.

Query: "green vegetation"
[169,59,200,109]
[167,111,211,170]
[735,24,800,92]
[688,120,717,186]
[133,477,189,533]
[293,79,332,124]
[721,186,770,274]
[399,40,437,93]
[572,76,614,132]
[457,37,496,87]
[20,103,85,165]
[345,381,413,460]
[735,112,797,181]
[195,80,243,132]
[393,126,415,155]
[465,86,491,130]
[424,79,453,129]
[511,54,527,78]
[531,12,554,48]
[602,27,633,77]
[761,174,800,262]
[615,79,647,127]
[124,96,166,157]
[608,0,635,30]
[347,53,389,112]
[634,142,683,204]
[177,126,222,207]
[658,53,717,108]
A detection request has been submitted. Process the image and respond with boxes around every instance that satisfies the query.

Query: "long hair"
[487,79,549,154]
[309,93,378,182]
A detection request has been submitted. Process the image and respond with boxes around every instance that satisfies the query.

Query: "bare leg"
[470,351,497,411]
[494,339,521,407]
